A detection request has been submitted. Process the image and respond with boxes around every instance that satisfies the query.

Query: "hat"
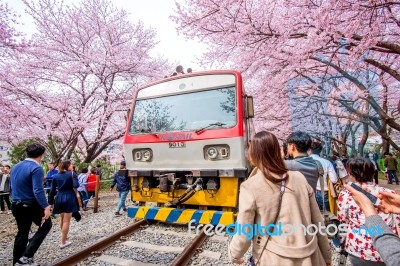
[120,161,126,165]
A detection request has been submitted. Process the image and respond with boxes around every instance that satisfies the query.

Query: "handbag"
[72,211,81,222]
[332,178,344,198]
[71,171,82,222]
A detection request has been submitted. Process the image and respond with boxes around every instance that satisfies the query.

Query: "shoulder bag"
[71,171,82,222]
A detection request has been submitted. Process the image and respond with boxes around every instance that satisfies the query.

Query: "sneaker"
[122,208,127,212]
[115,212,122,216]
[59,241,72,249]
[14,256,38,266]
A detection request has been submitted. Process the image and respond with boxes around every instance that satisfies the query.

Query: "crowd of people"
[0,143,131,266]
[0,134,399,266]
[229,131,400,266]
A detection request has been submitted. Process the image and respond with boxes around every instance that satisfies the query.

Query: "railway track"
[170,227,208,266]
[51,219,217,266]
[52,219,147,266]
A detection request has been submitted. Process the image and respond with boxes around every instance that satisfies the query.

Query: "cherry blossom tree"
[0,3,26,141]
[0,3,24,57]
[173,0,400,153]
[1,0,169,163]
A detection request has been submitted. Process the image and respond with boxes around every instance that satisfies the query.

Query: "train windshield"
[129,86,236,134]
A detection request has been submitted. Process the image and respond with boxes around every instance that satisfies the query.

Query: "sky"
[3,0,207,71]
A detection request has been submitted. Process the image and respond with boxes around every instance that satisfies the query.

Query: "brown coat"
[228,168,331,266]
[385,156,398,171]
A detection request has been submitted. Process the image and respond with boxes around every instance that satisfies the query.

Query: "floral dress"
[337,182,400,262]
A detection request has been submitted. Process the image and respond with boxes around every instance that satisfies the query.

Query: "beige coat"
[228,168,331,266]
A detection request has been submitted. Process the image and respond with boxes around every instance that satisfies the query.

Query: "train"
[122,70,254,225]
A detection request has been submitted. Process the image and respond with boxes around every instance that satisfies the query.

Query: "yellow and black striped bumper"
[127,206,235,226]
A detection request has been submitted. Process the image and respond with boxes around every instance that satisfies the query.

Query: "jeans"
[0,192,11,211]
[87,191,95,199]
[316,191,330,212]
[12,201,52,264]
[116,190,129,212]
[388,170,399,184]
[78,191,89,208]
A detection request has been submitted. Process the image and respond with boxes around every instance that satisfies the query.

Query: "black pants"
[374,170,379,184]
[12,201,52,264]
[0,192,11,211]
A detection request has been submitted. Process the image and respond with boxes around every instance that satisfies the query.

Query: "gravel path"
[0,192,133,266]
[0,192,345,266]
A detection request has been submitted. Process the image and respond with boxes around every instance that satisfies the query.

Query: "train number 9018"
[168,142,186,148]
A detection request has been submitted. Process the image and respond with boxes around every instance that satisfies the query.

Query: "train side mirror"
[246,96,254,118]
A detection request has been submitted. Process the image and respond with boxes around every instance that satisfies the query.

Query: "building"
[0,141,12,166]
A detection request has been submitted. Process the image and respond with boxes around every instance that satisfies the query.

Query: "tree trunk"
[380,75,390,155]
[357,123,369,156]
[350,130,356,156]
[65,138,78,160]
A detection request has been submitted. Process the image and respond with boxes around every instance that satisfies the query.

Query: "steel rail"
[52,219,147,266]
[170,227,208,266]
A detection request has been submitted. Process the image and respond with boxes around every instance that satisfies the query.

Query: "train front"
[123,71,253,226]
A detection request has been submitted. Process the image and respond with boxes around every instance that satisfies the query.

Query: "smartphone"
[348,182,381,206]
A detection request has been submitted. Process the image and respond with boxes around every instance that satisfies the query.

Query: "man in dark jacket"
[45,162,58,196]
[384,152,399,185]
[110,161,130,216]
[284,131,319,192]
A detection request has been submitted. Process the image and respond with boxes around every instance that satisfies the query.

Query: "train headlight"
[132,149,153,162]
[204,145,230,160]
[206,147,218,159]
[142,150,152,161]
[134,151,142,160]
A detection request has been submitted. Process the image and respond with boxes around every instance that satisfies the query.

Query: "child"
[86,168,98,199]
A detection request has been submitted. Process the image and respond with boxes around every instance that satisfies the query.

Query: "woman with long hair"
[228,131,331,265]
[49,160,79,249]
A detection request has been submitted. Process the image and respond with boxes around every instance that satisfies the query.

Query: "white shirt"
[310,154,338,191]
[336,159,349,178]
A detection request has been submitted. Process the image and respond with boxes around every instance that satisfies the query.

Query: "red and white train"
[123,70,254,225]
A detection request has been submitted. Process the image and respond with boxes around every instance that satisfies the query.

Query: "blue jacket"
[46,169,58,180]
[111,171,130,192]
[10,159,49,209]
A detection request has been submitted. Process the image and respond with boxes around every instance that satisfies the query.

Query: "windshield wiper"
[140,128,158,137]
[195,122,226,135]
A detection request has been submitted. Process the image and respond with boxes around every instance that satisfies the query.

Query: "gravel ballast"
[0,192,346,265]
